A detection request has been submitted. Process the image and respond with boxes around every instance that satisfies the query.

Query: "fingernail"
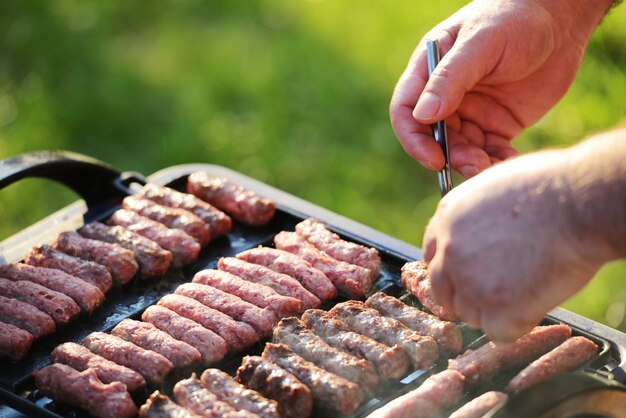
[413,91,441,121]
[459,165,479,178]
[417,159,438,171]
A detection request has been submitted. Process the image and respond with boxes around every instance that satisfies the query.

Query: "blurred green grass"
[0,0,624,331]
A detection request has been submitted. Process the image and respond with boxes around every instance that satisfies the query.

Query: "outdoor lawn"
[1,1,625,331]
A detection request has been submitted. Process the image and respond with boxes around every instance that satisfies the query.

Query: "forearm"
[565,128,626,261]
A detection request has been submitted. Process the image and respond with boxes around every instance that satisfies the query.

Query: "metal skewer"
[426,40,453,197]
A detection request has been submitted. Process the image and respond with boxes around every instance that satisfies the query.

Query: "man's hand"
[422,129,626,342]
[390,0,613,178]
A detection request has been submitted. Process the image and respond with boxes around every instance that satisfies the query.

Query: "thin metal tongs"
[426,40,453,197]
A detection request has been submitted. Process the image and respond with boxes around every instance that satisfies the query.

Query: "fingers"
[392,27,459,115]
[390,29,459,171]
[485,146,519,164]
[390,67,444,169]
[458,94,524,137]
[423,212,453,314]
[453,287,480,329]
[428,242,482,329]
[447,141,492,178]
[444,125,518,176]
[422,219,437,262]
[395,127,446,171]
[413,31,500,124]
[484,133,520,161]
[423,211,460,325]
[392,115,500,174]
[426,251,455,320]
[480,308,540,343]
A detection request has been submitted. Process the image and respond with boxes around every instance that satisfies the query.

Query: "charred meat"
[53,231,138,285]
[25,244,113,293]
[79,222,172,279]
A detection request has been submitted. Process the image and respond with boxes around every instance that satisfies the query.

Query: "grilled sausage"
[236,356,313,418]
[53,231,138,285]
[157,293,258,352]
[82,331,174,385]
[33,364,137,418]
[301,309,410,380]
[138,184,232,237]
[25,244,113,293]
[273,317,378,388]
[108,209,200,265]
[0,263,105,314]
[448,324,573,387]
[174,283,276,339]
[123,195,211,246]
[401,260,460,321]
[0,278,80,326]
[192,269,302,319]
[218,257,320,310]
[79,222,172,279]
[139,391,201,418]
[274,231,371,299]
[200,368,280,418]
[51,342,146,392]
[295,218,381,277]
[237,247,337,303]
[365,292,463,357]
[142,305,228,365]
[448,391,508,418]
[329,301,439,369]
[366,370,465,418]
[261,343,363,415]
[174,374,259,418]
[0,294,56,339]
[505,336,598,394]
[111,319,202,368]
[187,172,275,226]
[0,321,33,361]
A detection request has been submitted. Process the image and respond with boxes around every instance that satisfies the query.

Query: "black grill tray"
[0,152,625,418]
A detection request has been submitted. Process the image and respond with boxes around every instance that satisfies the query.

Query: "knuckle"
[436,198,449,212]
[433,65,454,81]
[440,238,462,259]
[482,287,511,306]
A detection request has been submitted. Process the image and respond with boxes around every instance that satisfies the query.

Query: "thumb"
[413,33,499,123]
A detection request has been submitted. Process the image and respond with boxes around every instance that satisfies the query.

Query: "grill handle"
[0,150,146,210]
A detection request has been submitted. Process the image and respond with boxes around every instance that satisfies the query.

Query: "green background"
[1,1,625,331]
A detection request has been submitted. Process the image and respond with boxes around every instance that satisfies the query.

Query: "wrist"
[533,0,613,45]
[565,131,626,262]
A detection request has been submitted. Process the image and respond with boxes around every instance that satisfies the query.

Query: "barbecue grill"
[1,151,625,418]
